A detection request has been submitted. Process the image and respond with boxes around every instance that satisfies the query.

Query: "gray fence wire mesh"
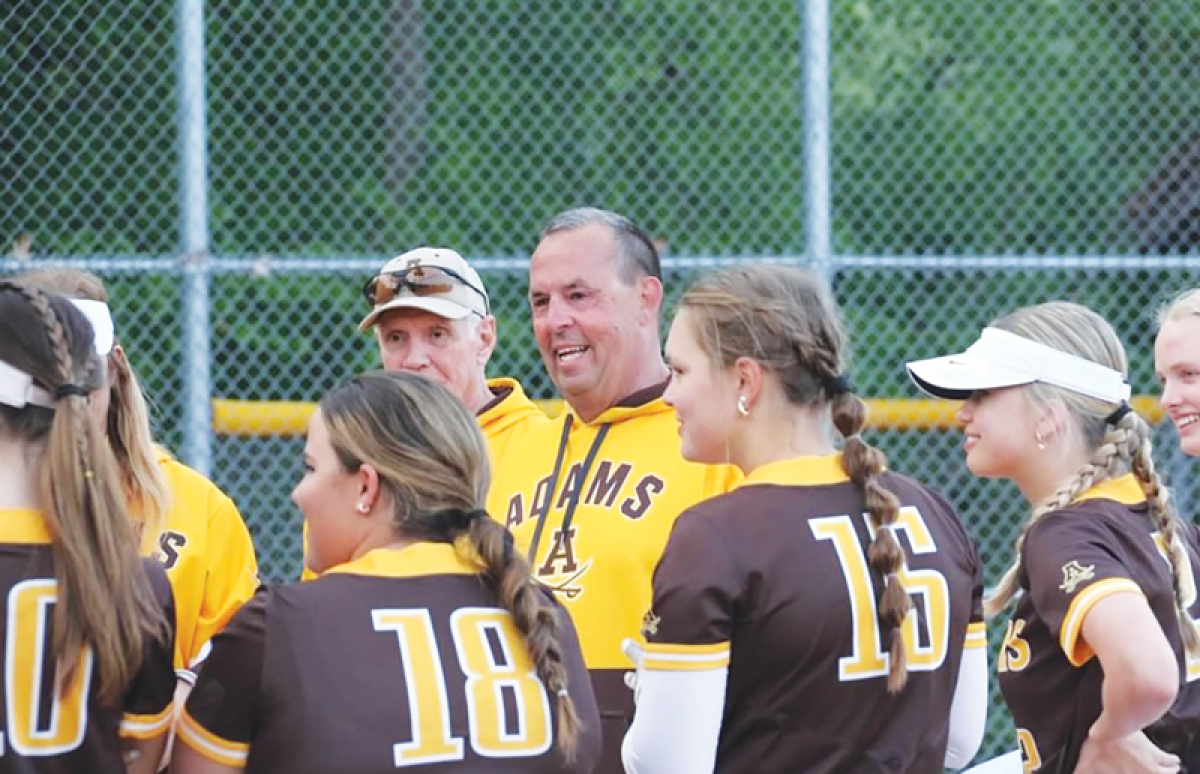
[6,0,1200,764]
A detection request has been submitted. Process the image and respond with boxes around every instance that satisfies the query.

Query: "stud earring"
[1035,431,1046,451]
[737,395,750,417]
[355,502,370,514]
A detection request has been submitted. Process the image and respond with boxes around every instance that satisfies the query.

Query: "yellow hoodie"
[496,383,739,699]
[145,452,259,674]
[479,377,552,516]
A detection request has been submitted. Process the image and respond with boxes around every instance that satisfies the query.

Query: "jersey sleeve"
[120,559,178,740]
[1023,510,1143,666]
[179,587,269,768]
[964,525,987,654]
[188,493,259,670]
[641,508,740,671]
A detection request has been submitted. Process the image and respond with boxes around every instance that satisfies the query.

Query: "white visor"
[906,327,1131,404]
[0,359,54,409]
[70,299,115,356]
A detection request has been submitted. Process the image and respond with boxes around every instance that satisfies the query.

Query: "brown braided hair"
[983,302,1200,658]
[678,264,914,692]
[318,370,582,759]
[0,280,167,702]
[19,267,171,547]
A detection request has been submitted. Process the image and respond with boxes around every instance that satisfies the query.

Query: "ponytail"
[464,516,582,761]
[4,283,167,702]
[831,390,912,693]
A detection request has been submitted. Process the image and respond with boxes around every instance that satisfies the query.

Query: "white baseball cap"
[906,327,1131,404]
[70,299,115,356]
[358,247,490,331]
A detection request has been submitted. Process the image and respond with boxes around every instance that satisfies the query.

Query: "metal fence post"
[177,0,213,476]
[800,0,832,283]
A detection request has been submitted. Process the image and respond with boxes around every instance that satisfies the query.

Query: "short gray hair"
[540,207,661,283]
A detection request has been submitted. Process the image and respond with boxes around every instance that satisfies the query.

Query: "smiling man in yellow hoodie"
[499,208,740,774]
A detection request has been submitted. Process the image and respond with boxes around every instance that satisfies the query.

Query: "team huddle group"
[3,206,1200,774]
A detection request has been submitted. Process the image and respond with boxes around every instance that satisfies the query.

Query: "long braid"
[831,389,912,692]
[466,517,581,761]
[984,421,1127,618]
[1121,412,1200,658]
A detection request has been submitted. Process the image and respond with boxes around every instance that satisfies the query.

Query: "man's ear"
[477,316,498,366]
[638,275,664,326]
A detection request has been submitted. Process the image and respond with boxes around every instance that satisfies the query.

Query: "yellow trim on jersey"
[964,621,987,650]
[735,453,852,489]
[322,540,484,580]
[1072,474,1145,506]
[119,702,175,740]
[1060,577,1143,666]
[642,641,732,671]
[0,509,52,544]
[177,708,249,767]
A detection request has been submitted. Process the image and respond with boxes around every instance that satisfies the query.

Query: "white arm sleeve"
[960,750,1023,774]
[944,643,990,770]
[621,666,729,774]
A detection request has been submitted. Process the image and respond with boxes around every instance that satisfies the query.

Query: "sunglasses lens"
[365,267,462,307]
[404,267,456,296]
[364,274,398,306]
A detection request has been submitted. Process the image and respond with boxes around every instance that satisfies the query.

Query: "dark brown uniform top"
[182,541,602,773]
[1177,523,1200,772]
[999,475,1200,773]
[644,455,984,774]
[0,508,176,773]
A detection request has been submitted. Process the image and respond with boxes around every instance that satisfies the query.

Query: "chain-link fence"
[6,0,1200,764]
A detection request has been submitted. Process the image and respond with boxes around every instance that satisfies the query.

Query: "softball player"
[622,265,988,773]
[910,301,1200,773]
[172,372,600,773]
[21,269,259,683]
[0,281,175,773]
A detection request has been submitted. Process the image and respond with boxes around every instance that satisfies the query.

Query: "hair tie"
[557,688,570,699]
[824,374,853,397]
[433,507,488,533]
[54,383,89,400]
[1104,402,1132,426]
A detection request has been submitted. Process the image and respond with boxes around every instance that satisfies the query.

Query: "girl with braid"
[173,371,600,774]
[0,281,175,773]
[910,301,1200,774]
[623,265,987,774]
[20,268,259,760]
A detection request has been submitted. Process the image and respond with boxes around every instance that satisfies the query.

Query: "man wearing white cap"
[358,247,550,508]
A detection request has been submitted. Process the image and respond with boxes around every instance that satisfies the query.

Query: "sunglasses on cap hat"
[361,264,490,316]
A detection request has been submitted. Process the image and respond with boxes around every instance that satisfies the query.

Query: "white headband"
[0,359,55,409]
[70,299,115,356]
[906,327,1132,404]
